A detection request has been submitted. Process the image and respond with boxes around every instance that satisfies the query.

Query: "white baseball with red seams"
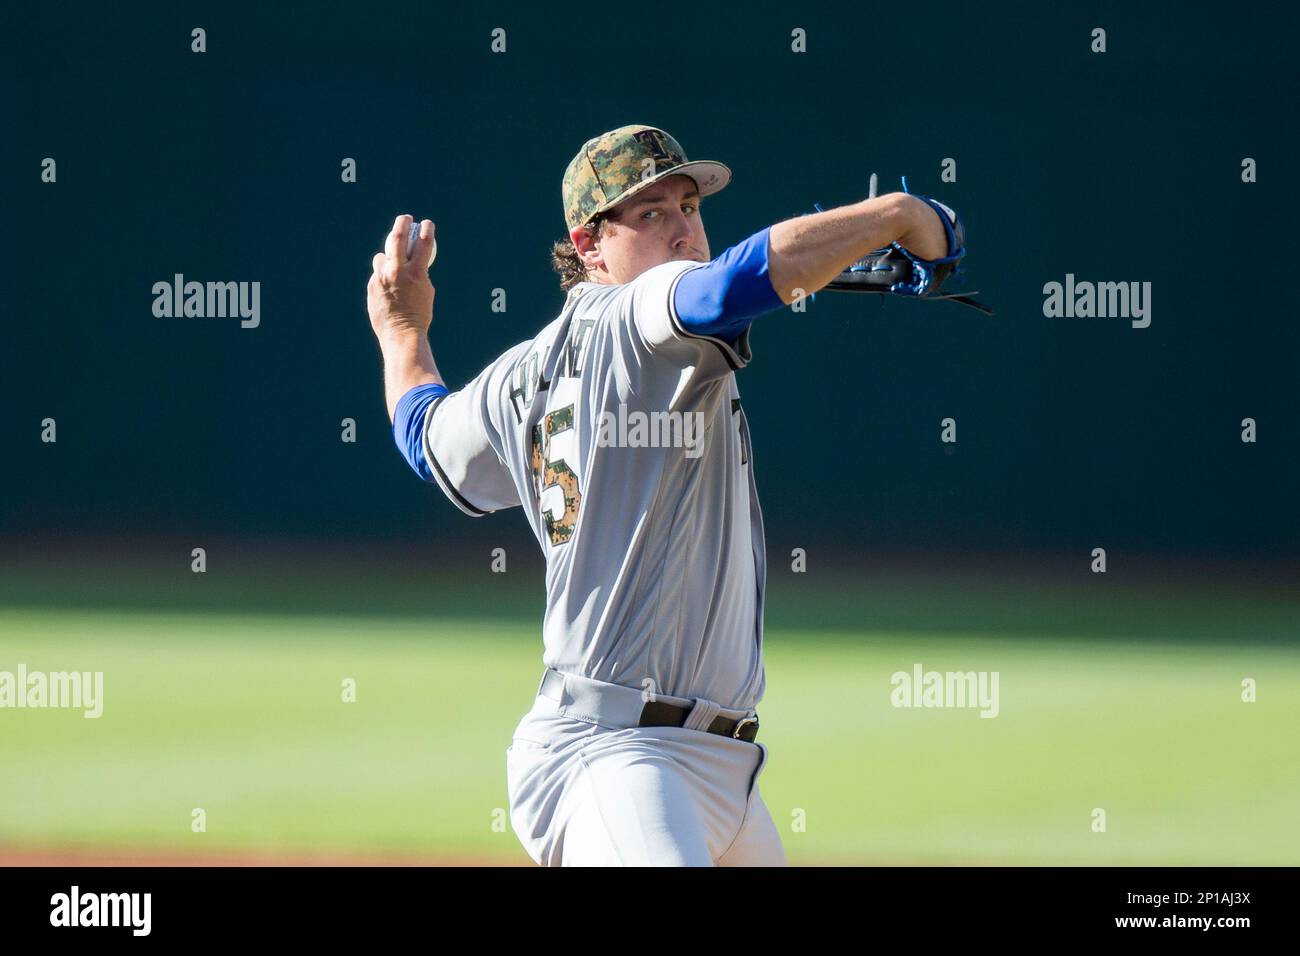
[405,221,436,267]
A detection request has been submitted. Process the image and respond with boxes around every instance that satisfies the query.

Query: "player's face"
[578,174,710,284]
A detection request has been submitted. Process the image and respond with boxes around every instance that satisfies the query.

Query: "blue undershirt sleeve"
[392,382,450,482]
[672,225,785,342]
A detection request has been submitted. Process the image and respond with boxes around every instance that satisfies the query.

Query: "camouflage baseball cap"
[562,124,731,232]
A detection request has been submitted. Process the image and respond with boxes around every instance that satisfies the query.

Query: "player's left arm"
[609,229,796,404]
[653,191,959,351]
[657,190,950,333]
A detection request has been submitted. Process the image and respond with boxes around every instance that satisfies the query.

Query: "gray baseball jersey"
[422,259,766,711]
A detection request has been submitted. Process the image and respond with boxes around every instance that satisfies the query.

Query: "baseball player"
[366,125,960,866]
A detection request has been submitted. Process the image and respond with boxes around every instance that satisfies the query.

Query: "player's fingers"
[371,252,388,281]
[384,214,413,262]
[406,220,435,272]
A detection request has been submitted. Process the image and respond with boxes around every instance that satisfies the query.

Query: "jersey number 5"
[530,404,582,546]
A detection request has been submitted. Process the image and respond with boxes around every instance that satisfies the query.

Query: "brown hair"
[550,211,614,291]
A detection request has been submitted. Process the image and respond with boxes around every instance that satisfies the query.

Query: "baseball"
[405,221,437,268]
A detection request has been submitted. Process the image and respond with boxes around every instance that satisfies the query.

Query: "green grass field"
[1,562,1297,865]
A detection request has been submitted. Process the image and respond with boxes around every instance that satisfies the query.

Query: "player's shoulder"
[500,294,581,355]
[568,260,703,316]
[482,299,579,383]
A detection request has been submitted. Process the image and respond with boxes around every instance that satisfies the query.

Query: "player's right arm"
[368,214,444,422]
[765,193,950,304]
[367,213,521,515]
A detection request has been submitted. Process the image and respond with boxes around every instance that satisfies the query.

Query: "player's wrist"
[852,193,914,245]
[377,322,431,350]
[378,326,439,380]
[893,195,950,262]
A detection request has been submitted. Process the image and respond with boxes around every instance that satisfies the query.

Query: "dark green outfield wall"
[5,2,1296,560]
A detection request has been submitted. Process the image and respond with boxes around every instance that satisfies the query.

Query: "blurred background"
[2,1,1296,864]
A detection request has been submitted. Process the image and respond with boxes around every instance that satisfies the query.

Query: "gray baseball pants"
[505,668,786,866]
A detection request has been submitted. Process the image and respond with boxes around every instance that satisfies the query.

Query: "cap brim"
[593,160,732,218]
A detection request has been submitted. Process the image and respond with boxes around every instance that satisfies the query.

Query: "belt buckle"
[731,715,759,740]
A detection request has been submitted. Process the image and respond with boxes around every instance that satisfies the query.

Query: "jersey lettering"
[530,404,582,545]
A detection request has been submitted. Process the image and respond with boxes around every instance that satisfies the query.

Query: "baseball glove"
[817,181,994,315]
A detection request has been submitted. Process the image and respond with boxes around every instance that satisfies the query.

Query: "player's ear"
[570,223,603,270]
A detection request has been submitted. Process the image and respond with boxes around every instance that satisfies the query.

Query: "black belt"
[538,669,760,742]
[639,699,760,742]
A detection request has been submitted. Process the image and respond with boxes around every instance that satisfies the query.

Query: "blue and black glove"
[816,181,993,315]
